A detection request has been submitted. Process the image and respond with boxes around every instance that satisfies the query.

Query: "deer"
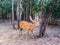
[19,16,40,39]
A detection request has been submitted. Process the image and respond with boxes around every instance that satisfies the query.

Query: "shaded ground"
[0,22,60,45]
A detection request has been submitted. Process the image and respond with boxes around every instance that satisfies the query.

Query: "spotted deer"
[19,16,39,39]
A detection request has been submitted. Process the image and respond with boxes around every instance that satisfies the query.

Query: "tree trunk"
[39,8,46,38]
[14,11,17,20]
[29,0,32,22]
[17,0,20,29]
[26,7,28,21]
[24,10,26,20]
[17,0,23,29]
[2,8,4,21]
[4,11,7,19]
[12,0,15,29]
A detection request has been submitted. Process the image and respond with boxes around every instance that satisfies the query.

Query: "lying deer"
[19,16,39,39]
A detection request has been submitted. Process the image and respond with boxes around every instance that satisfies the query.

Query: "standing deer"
[19,16,39,39]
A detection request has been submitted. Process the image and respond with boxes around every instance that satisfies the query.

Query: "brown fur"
[19,21,39,38]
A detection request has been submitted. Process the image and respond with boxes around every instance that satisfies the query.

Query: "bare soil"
[0,22,60,45]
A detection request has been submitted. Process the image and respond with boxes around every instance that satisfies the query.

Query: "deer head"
[29,16,40,27]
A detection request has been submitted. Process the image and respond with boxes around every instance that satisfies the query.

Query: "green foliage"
[0,0,17,14]
[0,0,60,18]
[32,1,40,13]
[46,0,60,18]
[22,0,40,14]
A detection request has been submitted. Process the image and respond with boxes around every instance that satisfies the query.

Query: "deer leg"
[26,30,29,40]
[20,28,23,36]
[31,30,35,39]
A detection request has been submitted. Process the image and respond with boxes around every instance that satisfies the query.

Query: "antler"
[29,16,35,22]
[29,16,39,22]
[35,16,39,22]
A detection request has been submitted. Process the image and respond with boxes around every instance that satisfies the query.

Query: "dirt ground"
[0,22,60,45]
